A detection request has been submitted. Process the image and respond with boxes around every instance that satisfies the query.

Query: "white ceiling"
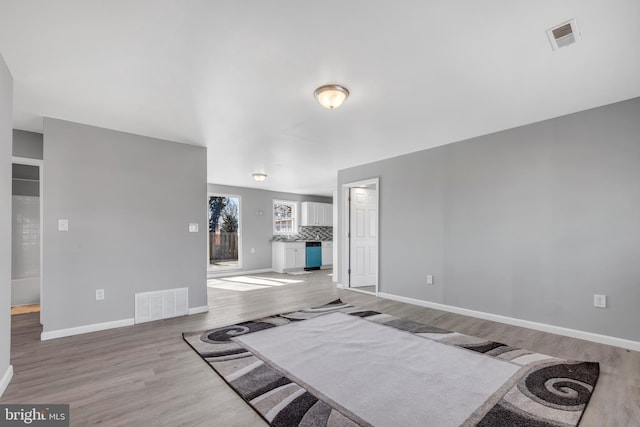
[1,1,639,196]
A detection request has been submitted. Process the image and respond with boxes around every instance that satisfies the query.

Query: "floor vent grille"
[135,288,188,324]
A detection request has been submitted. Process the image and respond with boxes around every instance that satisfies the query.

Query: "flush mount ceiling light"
[252,173,267,182]
[314,84,349,109]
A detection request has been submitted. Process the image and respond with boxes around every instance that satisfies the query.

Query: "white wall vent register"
[547,19,581,51]
[135,287,188,324]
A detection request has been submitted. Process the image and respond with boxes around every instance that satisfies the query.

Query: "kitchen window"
[273,200,297,234]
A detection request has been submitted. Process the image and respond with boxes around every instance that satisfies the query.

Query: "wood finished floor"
[10,304,40,315]
[2,270,639,426]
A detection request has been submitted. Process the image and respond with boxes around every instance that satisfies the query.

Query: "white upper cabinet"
[301,202,333,227]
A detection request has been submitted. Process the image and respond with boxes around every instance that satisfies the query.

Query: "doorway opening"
[208,194,241,271]
[11,157,43,321]
[343,178,379,295]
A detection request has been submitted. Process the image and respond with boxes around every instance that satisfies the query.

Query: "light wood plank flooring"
[2,270,638,426]
[10,304,40,315]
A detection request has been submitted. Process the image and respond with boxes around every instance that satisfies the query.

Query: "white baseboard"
[188,306,209,315]
[336,282,345,289]
[207,268,272,279]
[0,365,13,398]
[347,287,378,296]
[41,306,208,340]
[377,292,640,352]
[41,318,135,341]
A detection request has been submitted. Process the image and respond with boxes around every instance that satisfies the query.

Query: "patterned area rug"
[183,300,599,427]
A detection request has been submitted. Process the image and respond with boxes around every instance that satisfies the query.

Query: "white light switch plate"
[427,275,434,285]
[188,223,198,233]
[58,219,69,231]
[594,294,607,308]
[96,289,104,300]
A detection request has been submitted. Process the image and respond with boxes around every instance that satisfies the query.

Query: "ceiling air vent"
[546,19,581,50]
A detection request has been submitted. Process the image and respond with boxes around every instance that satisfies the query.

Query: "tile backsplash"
[299,226,333,241]
[272,226,333,241]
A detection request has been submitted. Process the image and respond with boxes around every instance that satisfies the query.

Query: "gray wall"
[0,53,13,390]
[338,97,640,342]
[12,129,43,160]
[43,118,208,332]
[207,183,330,272]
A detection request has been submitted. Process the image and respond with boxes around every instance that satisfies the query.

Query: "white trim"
[12,156,44,325]
[0,365,13,398]
[335,283,345,289]
[207,268,272,279]
[377,292,640,352]
[207,193,243,271]
[11,156,41,167]
[41,318,135,341]
[272,199,298,235]
[347,287,378,297]
[332,190,338,283]
[342,178,379,294]
[188,306,209,315]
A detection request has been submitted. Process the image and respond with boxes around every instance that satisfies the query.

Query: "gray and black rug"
[183,299,599,427]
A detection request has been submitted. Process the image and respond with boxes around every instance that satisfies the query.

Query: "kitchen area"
[272,201,333,273]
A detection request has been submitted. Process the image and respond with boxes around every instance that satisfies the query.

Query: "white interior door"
[349,188,377,287]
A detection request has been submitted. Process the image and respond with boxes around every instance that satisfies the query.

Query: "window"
[273,200,297,234]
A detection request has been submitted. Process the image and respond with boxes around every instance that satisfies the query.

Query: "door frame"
[207,193,242,273]
[342,177,379,295]
[11,156,44,324]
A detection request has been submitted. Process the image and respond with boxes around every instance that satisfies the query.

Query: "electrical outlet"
[58,219,69,232]
[594,294,607,308]
[427,275,434,285]
[96,289,105,300]
[251,248,255,254]
[188,223,198,232]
